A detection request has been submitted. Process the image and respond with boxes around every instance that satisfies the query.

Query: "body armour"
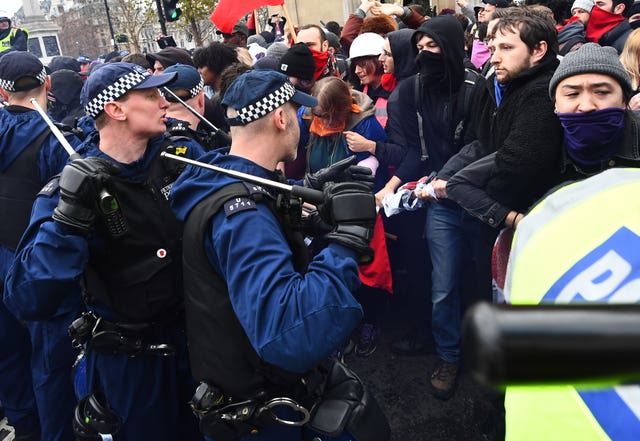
[0,127,50,250]
[82,145,186,322]
[183,182,311,399]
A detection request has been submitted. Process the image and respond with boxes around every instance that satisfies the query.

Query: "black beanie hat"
[278,43,315,82]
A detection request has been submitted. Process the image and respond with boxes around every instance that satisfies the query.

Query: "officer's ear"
[103,100,126,122]
[0,88,8,101]
[196,92,205,113]
[44,75,51,93]
[273,106,287,131]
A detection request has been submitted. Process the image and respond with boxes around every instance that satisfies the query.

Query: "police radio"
[98,189,128,237]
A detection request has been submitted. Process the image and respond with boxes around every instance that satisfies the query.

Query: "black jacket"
[376,16,472,183]
[445,54,563,227]
[372,28,418,172]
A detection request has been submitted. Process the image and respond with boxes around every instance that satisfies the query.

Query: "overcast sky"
[2,0,24,16]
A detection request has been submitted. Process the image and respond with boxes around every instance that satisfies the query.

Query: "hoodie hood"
[413,15,466,93]
[388,28,418,82]
[171,149,280,222]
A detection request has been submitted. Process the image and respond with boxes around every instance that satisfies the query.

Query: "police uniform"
[5,62,206,441]
[504,169,640,441]
[7,133,206,440]
[171,71,389,441]
[0,17,28,55]
[162,63,231,152]
[0,51,83,441]
[173,150,364,441]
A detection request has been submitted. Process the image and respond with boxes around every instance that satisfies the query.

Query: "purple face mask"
[557,107,626,165]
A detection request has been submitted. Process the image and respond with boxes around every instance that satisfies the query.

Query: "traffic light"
[163,0,181,21]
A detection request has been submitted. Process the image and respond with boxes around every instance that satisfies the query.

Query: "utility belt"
[68,312,178,357]
[191,359,390,441]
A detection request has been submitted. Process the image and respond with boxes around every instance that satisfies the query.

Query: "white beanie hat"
[571,0,594,13]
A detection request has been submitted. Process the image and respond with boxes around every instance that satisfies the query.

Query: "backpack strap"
[414,74,429,161]
[453,68,480,145]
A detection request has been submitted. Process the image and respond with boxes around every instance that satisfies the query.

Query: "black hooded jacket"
[373,28,418,170]
[375,16,475,183]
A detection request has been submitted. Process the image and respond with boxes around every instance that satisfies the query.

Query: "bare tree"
[112,0,157,52]
[175,0,217,47]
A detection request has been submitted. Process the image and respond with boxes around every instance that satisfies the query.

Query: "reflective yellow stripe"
[504,169,640,441]
[507,386,611,440]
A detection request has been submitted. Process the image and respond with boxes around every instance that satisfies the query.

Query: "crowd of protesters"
[1,0,639,439]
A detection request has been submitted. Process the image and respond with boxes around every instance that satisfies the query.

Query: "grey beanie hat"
[266,42,289,61]
[549,43,632,99]
[571,0,594,13]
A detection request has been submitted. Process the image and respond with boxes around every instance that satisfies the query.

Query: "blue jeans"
[426,203,464,363]
[426,203,496,363]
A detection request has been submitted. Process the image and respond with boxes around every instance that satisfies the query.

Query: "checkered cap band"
[233,81,296,125]
[190,78,204,99]
[84,70,149,118]
[0,67,47,92]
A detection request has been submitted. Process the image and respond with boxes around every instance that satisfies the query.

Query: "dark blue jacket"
[170,150,363,373]
[4,133,204,321]
[0,106,81,283]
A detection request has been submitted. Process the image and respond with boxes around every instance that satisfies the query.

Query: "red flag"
[210,0,284,34]
[247,12,256,32]
[358,213,393,294]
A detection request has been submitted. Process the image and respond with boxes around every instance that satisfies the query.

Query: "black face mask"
[415,51,445,79]
[631,19,640,29]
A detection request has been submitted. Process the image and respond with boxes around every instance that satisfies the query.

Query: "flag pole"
[281,1,297,44]
[254,9,259,33]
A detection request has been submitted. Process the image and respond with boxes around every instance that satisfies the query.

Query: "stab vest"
[0,128,50,250]
[183,181,310,399]
[82,143,187,322]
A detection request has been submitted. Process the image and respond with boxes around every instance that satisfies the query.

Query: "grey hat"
[571,0,594,13]
[266,42,289,61]
[549,43,632,99]
[248,34,267,48]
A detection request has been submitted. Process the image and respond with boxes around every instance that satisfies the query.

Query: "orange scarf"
[309,104,360,136]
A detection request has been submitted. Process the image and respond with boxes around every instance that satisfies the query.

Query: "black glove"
[53,157,121,235]
[320,182,377,264]
[304,156,375,190]
[300,209,333,238]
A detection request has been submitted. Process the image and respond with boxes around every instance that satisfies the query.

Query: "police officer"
[0,16,27,56]
[170,70,389,441]
[163,63,229,150]
[0,51,83,441]
[5,62,205,441]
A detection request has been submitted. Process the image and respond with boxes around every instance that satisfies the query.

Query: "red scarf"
[381,73,397,92]
[586,6,624,43]
[309,48,337,80]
